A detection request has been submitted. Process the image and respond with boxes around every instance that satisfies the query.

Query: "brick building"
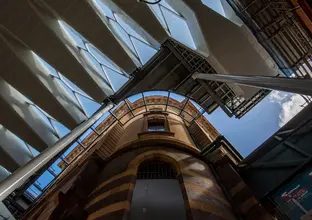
[58,95,220,169]
[18,94,274,220]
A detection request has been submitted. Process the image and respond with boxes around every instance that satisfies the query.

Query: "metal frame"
[116,91,223,126]
[238,103,312,203]
[0,101,114,202]
[193,72,312,96]
[2,90,211,211]
[165,39,269,118]
[226,0,312,105]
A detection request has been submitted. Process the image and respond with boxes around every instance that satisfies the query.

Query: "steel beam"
[250,159,307,169]
[0,79,58,151]
[0,167,10,182]
[193,73,312,96]
[0,101,114,202]
[197,79,233,117]
[0,126,34,172]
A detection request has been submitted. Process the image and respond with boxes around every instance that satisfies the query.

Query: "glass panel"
[109,19,137,53]
[49,158,63,176]
[33,53,59,77]
[181,111,193,122]
[168,99,184,109]
[86,43,122,73]
[28,145,39,157]
[160,0,178,13]
[36,171,55,190]
[93,111,111,131]
[145,98,166,106]
[62,143,84,164]
[170,92,185,102]
[144,91,168,104]
[79,128,97,147]
[29,105,55,133]
[54,78,83,111]
[201,0,225,16]
[59,20,129,97]
[128,94,145,109]
[76,94,101,117]
[120,112,134,124]
[96,113,116,133]
[111,101,130,119]
[167,106,180,115]
[94,0,115,19]
[132,106,147,116]
[144,91,169,97]
[185,100,201,118]
[131,37,157,64]
[115,14,148,43]
[59,73,90,97]
[26,185,41,199]
[161,7,196,49]
[51,120,70,138]
[149,4,169,32]
[128,93,143,103]
[147,105,165,111]
[103,66,129,91]
[148,121,165,132]
[62,142,80,157]
[190,100,205,113]
[80,49,109,81]
[59,21,87,49]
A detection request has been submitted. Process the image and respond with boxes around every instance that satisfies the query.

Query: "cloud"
[269,91,306,127]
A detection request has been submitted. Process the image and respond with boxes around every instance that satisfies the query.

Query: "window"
[147,120,165,132]
[137,160,177,179]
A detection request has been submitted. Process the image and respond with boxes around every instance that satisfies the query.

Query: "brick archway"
[127,150,192,220]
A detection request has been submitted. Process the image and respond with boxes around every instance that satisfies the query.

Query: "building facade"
[14,95,273,220]
[58,95,220,169]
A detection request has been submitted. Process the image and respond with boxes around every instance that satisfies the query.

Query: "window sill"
[138,131,175,138]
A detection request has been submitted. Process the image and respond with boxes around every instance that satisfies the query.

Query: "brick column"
[213,157,273,220]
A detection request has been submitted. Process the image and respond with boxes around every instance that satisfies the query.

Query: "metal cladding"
[0,0,284,174]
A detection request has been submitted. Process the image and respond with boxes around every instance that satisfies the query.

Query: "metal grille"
[137,160,177,179]
[166,39,269,118]
[226,0,312,106]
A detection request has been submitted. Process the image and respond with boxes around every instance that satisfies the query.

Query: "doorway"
[130,160,187,220]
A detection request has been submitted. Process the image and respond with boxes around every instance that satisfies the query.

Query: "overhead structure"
[226,0,312,103]
[0,0,309,186]
[193,72,312,96]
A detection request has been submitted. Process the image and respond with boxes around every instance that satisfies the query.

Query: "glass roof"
[23,90,213,201]
[92,0,158,65]
[148,0,196,49]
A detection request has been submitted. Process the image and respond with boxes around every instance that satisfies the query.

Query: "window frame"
[138,112,174,137]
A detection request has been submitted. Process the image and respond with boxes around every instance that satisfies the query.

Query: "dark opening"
[131,160,187,220]
[147,120,166,132]
[137,160,177,179]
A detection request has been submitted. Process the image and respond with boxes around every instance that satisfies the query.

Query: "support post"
[192,73,312,96]
[0,102,114,202]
